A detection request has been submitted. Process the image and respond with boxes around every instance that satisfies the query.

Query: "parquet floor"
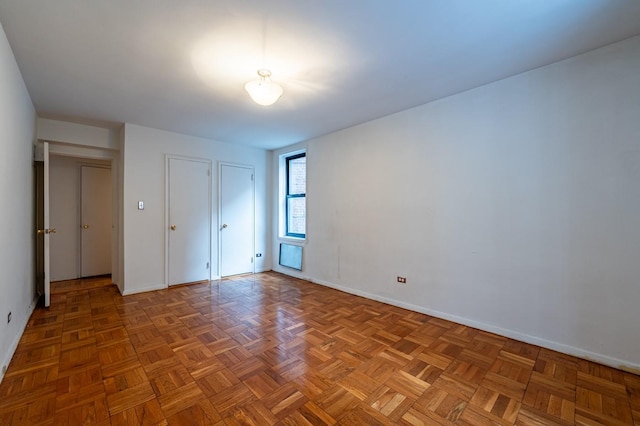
[1,272,638,425]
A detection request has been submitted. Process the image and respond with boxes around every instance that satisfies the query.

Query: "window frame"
[285,152,306,239]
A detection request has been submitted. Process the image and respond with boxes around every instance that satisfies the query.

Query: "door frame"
[218,161,255,278]
[164,154,212,287]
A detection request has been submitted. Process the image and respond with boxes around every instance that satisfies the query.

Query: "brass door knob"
[170,225,176,231]
[49,228,56,234]
[37,229,45,235]
[82,224,89,229]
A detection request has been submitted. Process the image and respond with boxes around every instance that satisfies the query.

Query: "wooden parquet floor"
[1,272,638,425]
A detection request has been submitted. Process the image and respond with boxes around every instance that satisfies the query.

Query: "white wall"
[122,124,271,294]
[38,118,120,150]
[273,36,640,371]
[0,22,36,380]
[49,156,111,281]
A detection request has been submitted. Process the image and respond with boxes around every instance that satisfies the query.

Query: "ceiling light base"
[245,69,283,106]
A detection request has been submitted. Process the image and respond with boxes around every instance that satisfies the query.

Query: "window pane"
[287,196,306,236]
[288,156,306,195]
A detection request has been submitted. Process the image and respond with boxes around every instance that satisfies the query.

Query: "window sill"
[279,236,306,244]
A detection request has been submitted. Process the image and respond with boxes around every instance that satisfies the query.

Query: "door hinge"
[206,262,209,269]
[207,169,210,176]
[251,257,254,263]
[251,174,254,181]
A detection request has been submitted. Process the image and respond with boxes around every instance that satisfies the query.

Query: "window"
[285,152,306,238]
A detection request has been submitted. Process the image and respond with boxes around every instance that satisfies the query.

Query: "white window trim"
[279,148,306,241]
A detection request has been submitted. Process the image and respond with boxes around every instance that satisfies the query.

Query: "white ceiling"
[1,1,640,150]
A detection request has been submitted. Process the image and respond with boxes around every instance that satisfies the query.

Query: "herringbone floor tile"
[0,272,637,425]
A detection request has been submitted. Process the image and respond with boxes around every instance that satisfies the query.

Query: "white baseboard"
[273,271,640,373]
[1,295,38,384]
[103,269,640,373]
[121,284,166,296]
[271,266,306,279]
[122,274,277,295]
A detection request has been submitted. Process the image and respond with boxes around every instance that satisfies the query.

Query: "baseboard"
[1,295,38,383]
[121,284,166,296]
[271,265,306,279]
[273,272,640,374]
[121,273,276,295]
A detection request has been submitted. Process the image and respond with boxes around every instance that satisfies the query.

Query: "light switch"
[138,201,144,210]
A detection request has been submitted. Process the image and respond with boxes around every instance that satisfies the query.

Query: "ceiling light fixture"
[245,69,283,106]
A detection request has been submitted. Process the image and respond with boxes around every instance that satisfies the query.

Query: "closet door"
[167,157,211,285]
[80,166,112,277]
[219,163,254,277]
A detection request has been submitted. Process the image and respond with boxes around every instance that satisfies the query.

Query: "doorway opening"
[35,142,119,307]
[49,156,112,281]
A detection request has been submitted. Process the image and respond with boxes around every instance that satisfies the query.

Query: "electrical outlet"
[7,312,11,324]
[397,276,407,284]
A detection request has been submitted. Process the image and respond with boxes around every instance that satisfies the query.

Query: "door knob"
[82,224,89,229]
[49,228,56,234]
[221,224,228,230]
[170,225,176,231]
[37,228,56,234]
[37,229,45,235]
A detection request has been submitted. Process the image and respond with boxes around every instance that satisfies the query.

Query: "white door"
[80,166,112,277]
[220,164,254,277]
[43,142,51,307]
[168,157,211,286]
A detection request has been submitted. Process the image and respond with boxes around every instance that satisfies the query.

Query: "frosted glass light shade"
[245,69,283,106]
